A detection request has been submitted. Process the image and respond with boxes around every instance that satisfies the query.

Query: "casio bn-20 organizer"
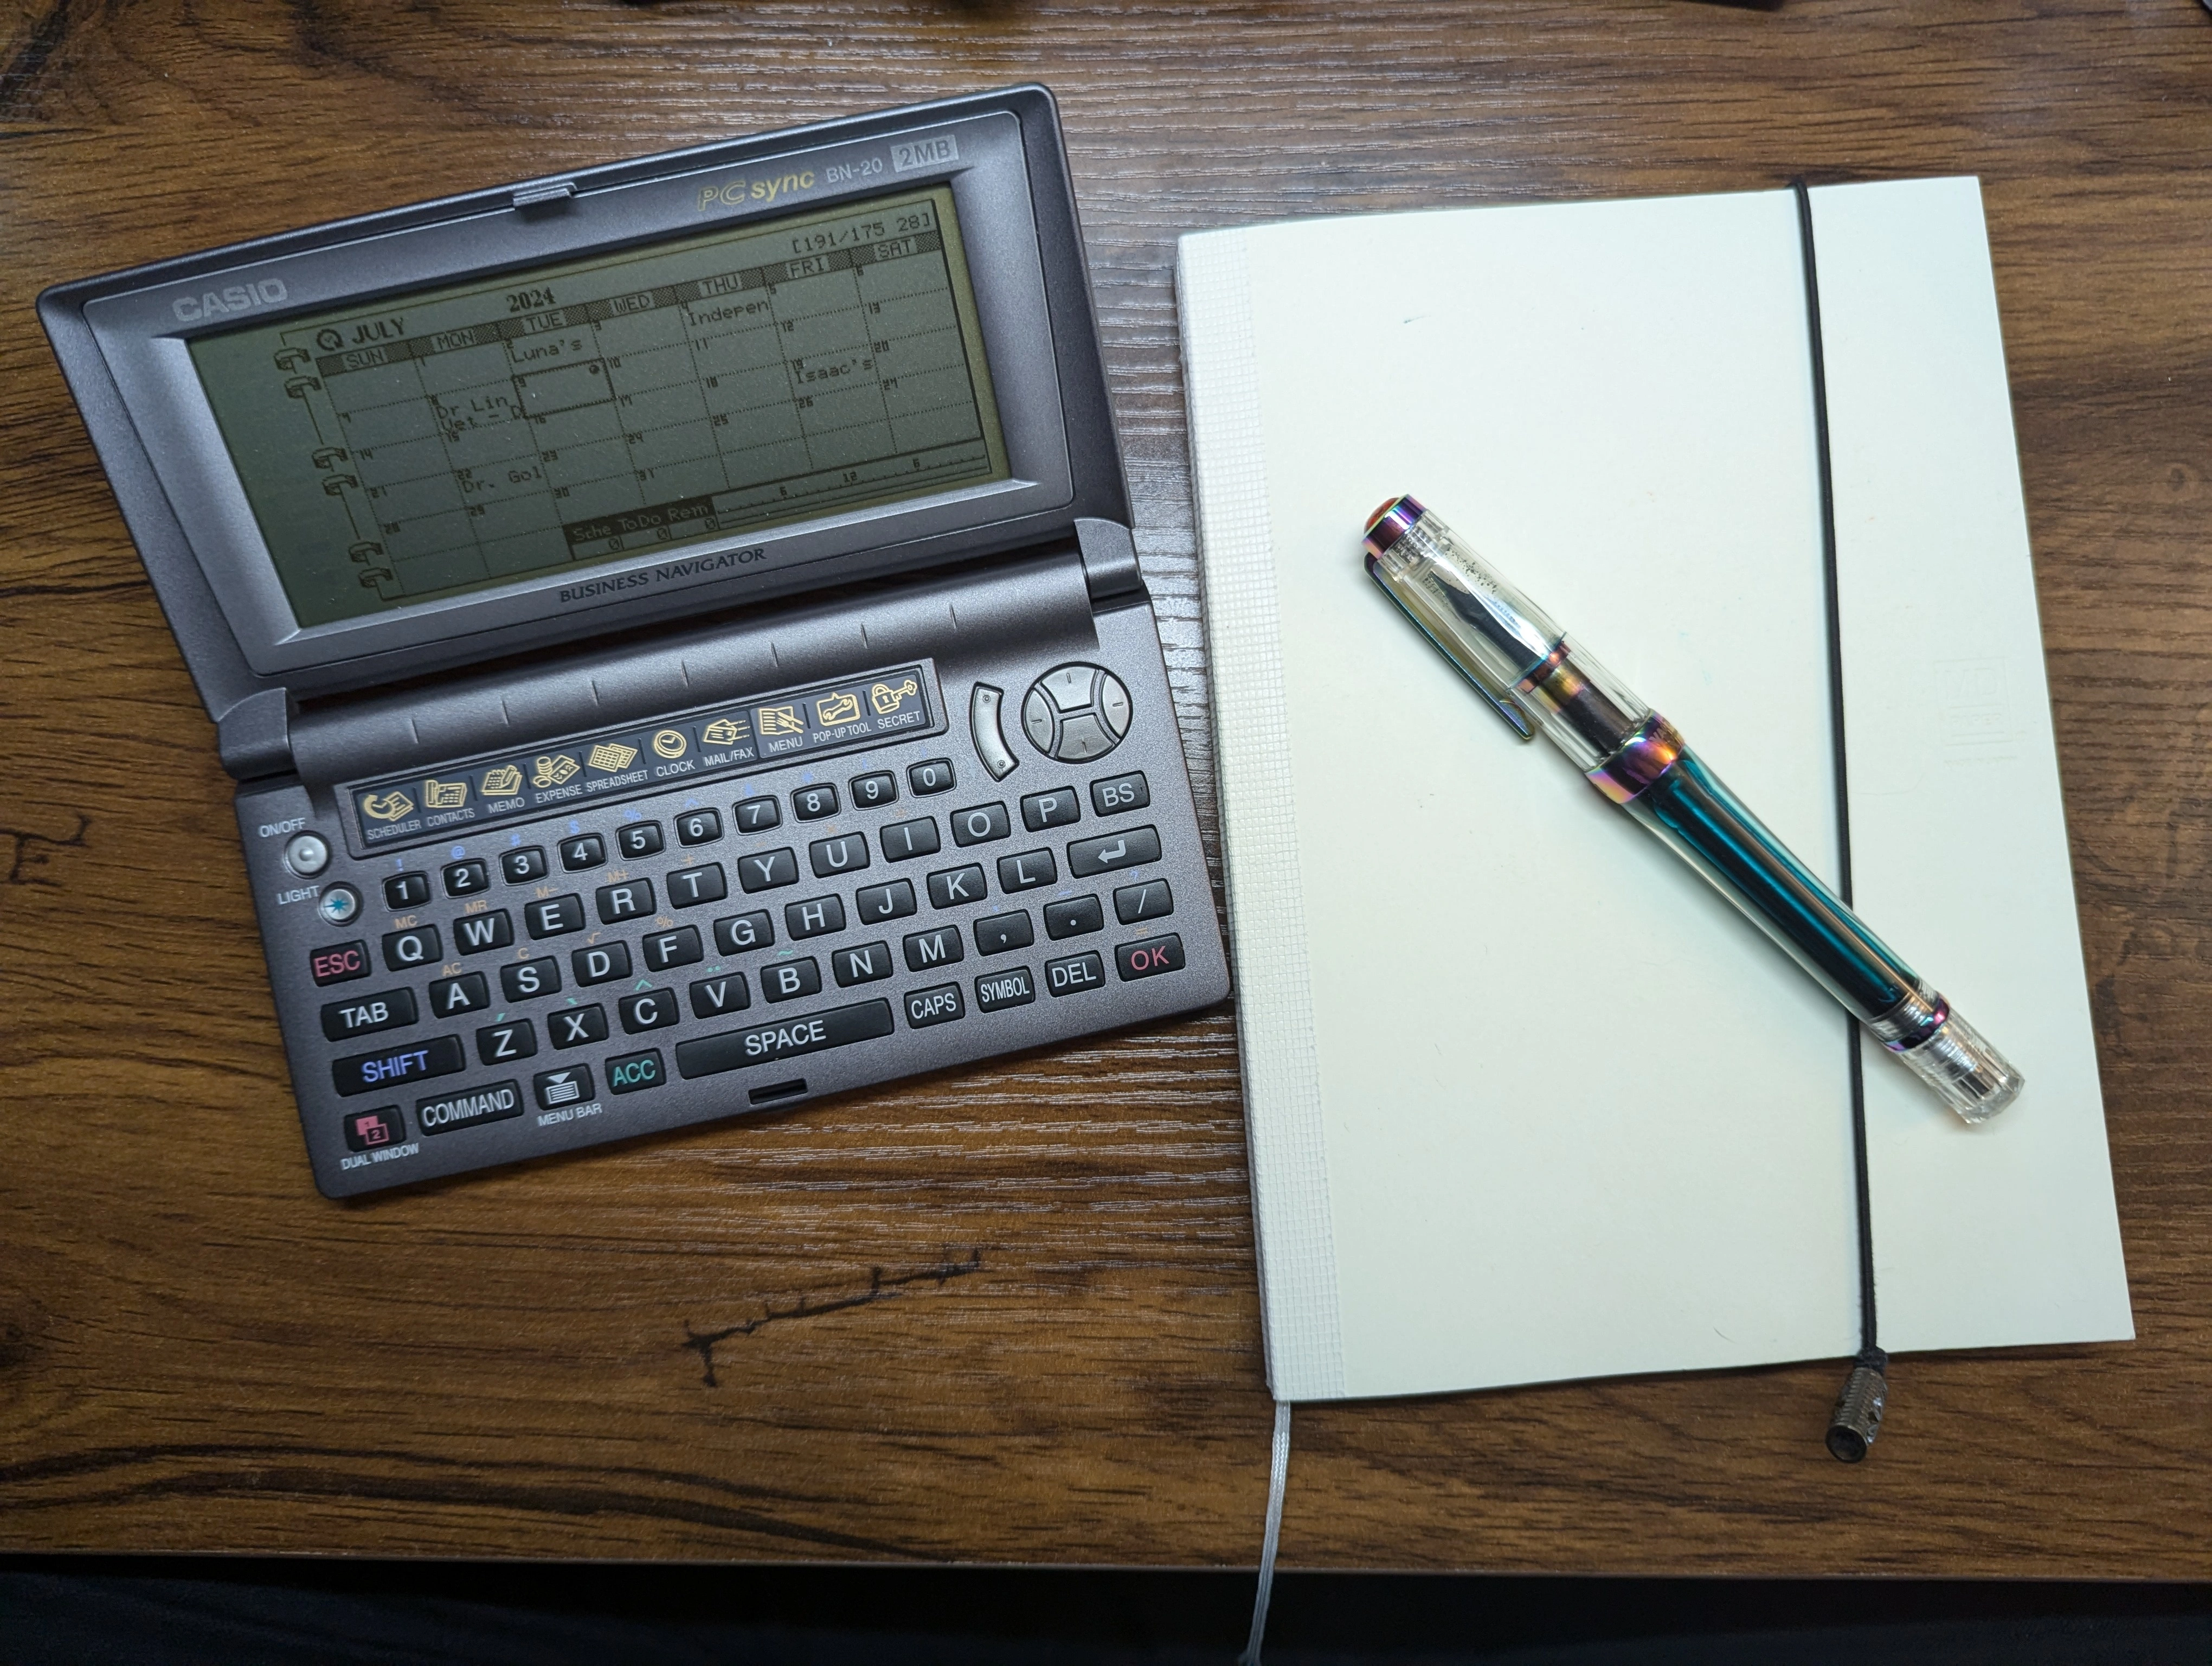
[40,88,1230,1196]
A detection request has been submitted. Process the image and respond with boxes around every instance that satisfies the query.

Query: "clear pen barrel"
[1363,495,2024,1124]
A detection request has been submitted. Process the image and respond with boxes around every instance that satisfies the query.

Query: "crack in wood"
[0,0,74,124]
[0,1438,913,1555]
[681,1250,983,1386]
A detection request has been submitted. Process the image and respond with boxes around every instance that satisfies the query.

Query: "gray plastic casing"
[37,88,1231,1195]
[39,87,1126,734]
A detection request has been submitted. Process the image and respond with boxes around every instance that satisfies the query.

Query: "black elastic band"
[1793,178,1883,1398]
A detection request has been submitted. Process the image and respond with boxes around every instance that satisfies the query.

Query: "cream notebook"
[1176,178,2132,1403]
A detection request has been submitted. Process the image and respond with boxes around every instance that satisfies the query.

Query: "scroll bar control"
[970,683,1019,780]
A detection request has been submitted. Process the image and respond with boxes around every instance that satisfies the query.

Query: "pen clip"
[1452,659,1538,741]
[1391,598,1536,742]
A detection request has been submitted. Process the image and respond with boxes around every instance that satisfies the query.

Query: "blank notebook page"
[1178,178,2130,1403]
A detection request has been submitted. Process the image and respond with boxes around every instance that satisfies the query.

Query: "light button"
[316,884,362,926]
[284,832,331,876]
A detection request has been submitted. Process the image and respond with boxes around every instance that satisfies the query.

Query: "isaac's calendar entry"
[190,184,1010,629]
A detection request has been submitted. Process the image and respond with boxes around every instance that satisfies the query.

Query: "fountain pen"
[1363,495,2023,1123]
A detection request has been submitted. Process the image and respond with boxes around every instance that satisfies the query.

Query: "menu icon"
[533,1066,591,1110]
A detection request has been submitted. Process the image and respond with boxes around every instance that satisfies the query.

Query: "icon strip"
[347,663,936,847]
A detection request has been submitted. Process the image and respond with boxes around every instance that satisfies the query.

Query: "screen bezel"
[78,108,1072,680]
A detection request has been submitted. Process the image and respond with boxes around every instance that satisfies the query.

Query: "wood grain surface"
[3,0,2210,1575]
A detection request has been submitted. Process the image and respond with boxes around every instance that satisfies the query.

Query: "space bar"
[675,999,895,1079]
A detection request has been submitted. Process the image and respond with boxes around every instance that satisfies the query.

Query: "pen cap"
[1364,497,1559,727]
[1365,499,1653,769]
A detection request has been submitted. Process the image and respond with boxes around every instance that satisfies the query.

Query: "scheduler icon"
[1022,663,1131,763]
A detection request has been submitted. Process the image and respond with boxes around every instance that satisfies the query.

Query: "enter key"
[1066,824,1160,879]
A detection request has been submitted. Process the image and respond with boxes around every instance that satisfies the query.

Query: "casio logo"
[172,279,287,322]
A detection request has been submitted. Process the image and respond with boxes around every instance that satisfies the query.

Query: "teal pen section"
[1626,751,1914,1024]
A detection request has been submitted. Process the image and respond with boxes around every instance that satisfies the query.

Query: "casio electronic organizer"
[41,87,1230,1196]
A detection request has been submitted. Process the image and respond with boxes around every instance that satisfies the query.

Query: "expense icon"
[757,704,803,736]
[361,790,414,822]
[870,677,919,714]
[815,691,863,726]
[700,716,747,747]
[588,741,639,772]
[532,754,580,788]
[422,778,468,809]
[651,729,687,759]
[480,764,523,797]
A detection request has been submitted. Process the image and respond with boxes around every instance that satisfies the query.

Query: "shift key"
[1066,824,1161,879]
[333,1034,466,1097]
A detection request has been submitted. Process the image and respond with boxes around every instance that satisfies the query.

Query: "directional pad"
[1021,663,1131,763]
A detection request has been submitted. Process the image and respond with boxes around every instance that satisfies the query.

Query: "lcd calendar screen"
[189,185,1009,629]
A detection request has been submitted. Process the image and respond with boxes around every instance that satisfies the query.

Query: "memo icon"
[480,765,524,797]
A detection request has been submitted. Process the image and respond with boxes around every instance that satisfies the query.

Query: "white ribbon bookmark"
[1239,1400,1294,1665]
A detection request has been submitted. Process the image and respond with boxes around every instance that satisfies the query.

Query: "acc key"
[310,940,370,986]
[606,1049,666,1094]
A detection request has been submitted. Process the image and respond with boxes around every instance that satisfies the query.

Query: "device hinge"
[511,178,578,213]
[1074,517,1149,611]
[217,688,295,780]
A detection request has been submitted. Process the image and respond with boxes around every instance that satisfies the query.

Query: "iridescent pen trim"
[1362,495,1425,560]
[1362,494,2025,1124]
[1585,715,1686,806]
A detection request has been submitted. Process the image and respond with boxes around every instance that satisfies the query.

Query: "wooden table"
[3,0,2208,1576]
